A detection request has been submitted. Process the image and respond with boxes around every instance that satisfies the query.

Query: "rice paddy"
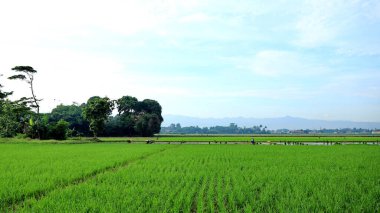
[1,143,379,212]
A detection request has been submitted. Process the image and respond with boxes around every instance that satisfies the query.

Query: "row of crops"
[1,143,379,212]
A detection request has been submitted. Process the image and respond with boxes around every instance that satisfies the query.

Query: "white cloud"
[232,50,331,77]
[294,0,344,47]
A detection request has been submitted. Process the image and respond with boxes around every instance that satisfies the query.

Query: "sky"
[0,0,379,122]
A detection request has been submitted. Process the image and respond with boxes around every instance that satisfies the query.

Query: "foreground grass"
[0,144,167,211]
[2,144,377,212]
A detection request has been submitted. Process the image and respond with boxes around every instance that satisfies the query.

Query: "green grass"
[0,143,378,212]
[0,143,167,211]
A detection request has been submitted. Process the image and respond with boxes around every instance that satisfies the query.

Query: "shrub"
[48,120,69,140]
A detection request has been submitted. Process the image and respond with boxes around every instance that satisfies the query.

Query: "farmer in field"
[251,137,255,145]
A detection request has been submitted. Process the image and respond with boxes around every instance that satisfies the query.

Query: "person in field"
[251,137,255,145]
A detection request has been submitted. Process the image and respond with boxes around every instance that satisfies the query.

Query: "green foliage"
[116,96,138,115]
[83,96,114,138]
[26,117,47,139]
[106,96,163,137]
[105,115,135,136]
[0,100,31,137]
[49,104,90,136]
[14,133,27,139]
[48,120,69,140]
[134,113,162,137]
[0,114,19,138]
[137,99,163,118]
[4,66,166,139]
[143,99,163,116]
[11,66,37,73]
[6,66,43,139]
[0,75,13,100]
[8,74,26,80]
[25,116,70,140]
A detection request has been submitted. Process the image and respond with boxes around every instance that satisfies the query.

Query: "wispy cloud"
[294,0,380,56]
[228,50,331,78]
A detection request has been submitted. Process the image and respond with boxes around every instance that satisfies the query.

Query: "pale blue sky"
[0,0,379,121]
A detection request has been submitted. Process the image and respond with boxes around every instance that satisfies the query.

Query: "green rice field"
[1,143,379,212]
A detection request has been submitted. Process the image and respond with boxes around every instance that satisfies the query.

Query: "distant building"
[372,130,380,134]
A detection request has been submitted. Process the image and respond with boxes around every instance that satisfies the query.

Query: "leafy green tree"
[136,99,163,121]
[49,103,90,136]
[134,113,162,137]
[48,119,69,140]
[133,99,164,136]
[112,97,163,137]
[83,96,114,138]
[105,115,136,136]
[0,100,21,137]
[116,96,138,115]
[8,66,43,139]
[0,74,32,137]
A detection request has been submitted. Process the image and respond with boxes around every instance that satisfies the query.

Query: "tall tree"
[83,96,114,138]
[133,99,163,136]
[110,96,164,137]
[8,66,42,138]
[8,66,40,114]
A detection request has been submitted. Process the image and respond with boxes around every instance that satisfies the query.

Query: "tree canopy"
[104,97,164,137]
[83,96,114,138]
[1,66,164,139]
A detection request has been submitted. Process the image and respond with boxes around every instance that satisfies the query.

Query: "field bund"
[1,143,379,212]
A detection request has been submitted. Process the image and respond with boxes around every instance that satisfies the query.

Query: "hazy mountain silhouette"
[162,115,380,130]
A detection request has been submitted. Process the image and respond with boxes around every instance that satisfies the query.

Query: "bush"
[49,119,69,140]
[15,133,28,139]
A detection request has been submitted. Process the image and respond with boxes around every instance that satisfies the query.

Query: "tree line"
[161,123,269,134]
[0,66,163,139]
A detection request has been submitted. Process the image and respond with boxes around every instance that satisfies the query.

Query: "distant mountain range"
[162,115,380,130]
